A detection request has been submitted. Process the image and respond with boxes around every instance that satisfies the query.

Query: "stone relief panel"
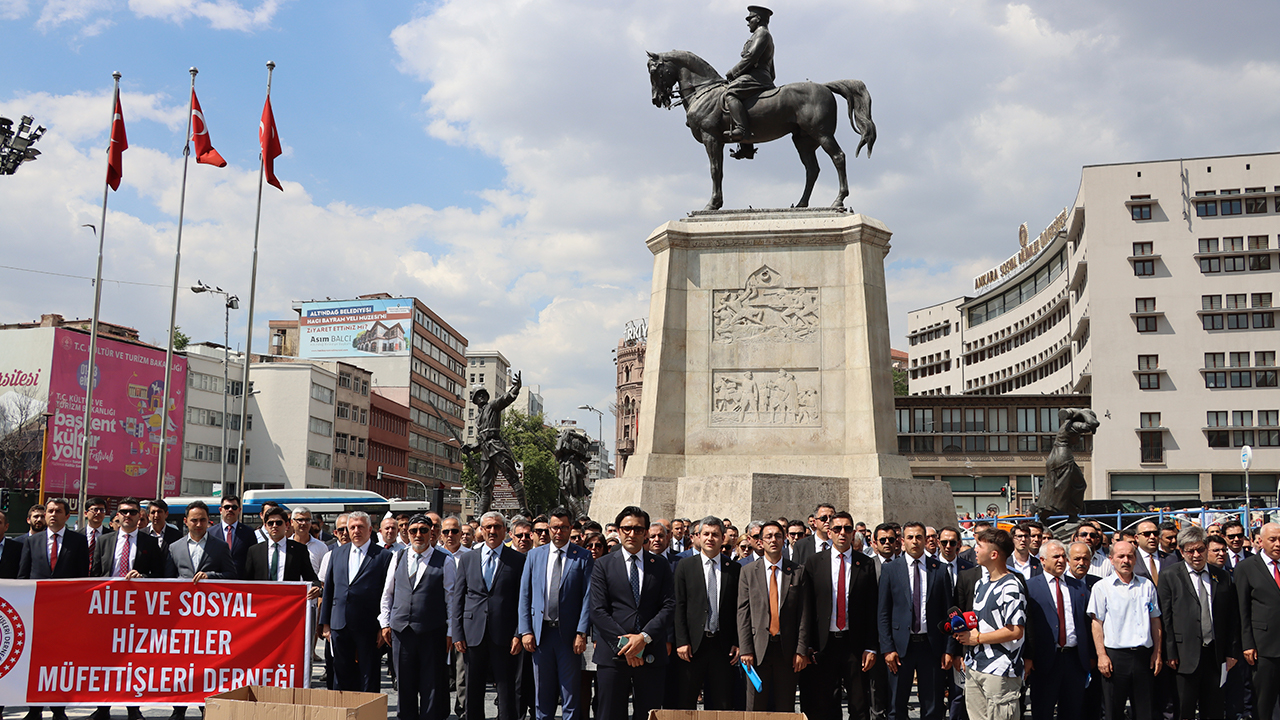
[712,265,819,344]
[710,368,819,427]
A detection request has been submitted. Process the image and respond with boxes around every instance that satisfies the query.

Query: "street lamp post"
[578,404,604,481]
[191,281,239,493]
[0,115,45,175]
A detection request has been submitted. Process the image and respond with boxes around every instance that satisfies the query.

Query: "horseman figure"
[724,5,775,159]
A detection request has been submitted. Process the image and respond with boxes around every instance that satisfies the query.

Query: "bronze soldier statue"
[461,371,530,516]
[553,428,592,519]
[724,5,775,159]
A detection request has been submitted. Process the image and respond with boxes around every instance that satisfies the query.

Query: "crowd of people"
[3,495,1278,720]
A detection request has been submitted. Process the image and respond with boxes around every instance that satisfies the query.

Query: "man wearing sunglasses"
[792,503,836,566]
[291,507,328,575]
[207,495,256,578]
[1073,522,1114,579]
[1132,520,1176,585]
[1222,519,1252,573]
[245,506,322,591]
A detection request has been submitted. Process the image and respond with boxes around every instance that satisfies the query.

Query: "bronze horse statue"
[647,50,876,211]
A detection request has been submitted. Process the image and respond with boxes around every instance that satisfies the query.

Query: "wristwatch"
[640,632,652,645]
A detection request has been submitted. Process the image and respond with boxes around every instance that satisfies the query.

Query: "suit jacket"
[948,565,1036,658]
[92,530,164,578]
[321,541,393,632]
[1237,554,1280,657]
[518,542,593,644]
[19,528,90,578]
[588,548,676,667]
[804,548,879,655]
[1158,562,1238,674]
[145,524,184,553]
[1133,548,1178,582]
[737,556,809,664]
[206,521,259,576]
[245,538,321,584]
[1009,554,1043,579]
[451,544,525,646]
[1026,572,1093,670]
[165,535,238,579]
[673,551,741,653]
[936,555,975,587]
[877,553,953,658]
[0,537,22,579]
[791,534,832,567]
[1226,549,1253,575]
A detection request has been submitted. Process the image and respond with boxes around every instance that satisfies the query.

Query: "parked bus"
[162,489,391,529]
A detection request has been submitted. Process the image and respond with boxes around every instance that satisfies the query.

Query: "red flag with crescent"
[190,89,227,167]
[106,90,127,191]
[259,96,282,191]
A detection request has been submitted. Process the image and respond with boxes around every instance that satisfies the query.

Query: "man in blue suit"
[321,511,393,693]
[1009,523,1043,579]
[878,521,953,720]
[453,511,527,720]
[1025,539,1092,720]
[519,507,594,720]
[206,495,258,577]
[589,506,676,720]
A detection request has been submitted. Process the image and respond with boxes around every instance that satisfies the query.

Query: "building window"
[336,402,351,420]
[1228,313,1250,330]
[360,408,368,425]
[1131,205,1151,221]
[1207,411,1229,448]
[1231,352,1251,367]
[1226,237,1246,252]
[1135,297,1156,312]
[1254,293,1273,308]
[1230,371,1253,388]
[1208,411,1228,427]
[1260,411,1280,447]
[1138,373,1161,389]
[338,371,352,389]
[1141,412,1161,429]
[1199,258,1221,274]
[307,451,331,470]
[335,433,348,454]
[1136,316,1159,333]
[1251,255,1272,271]
[1138,354,1159,370]
[1134,260,1155,276]
[1132,242,1153,256]
[1256,312,1276,329]
[1203,295,1222,310]
[1225,256,1246,272]
[1197,201,1218,217]
[1203,314,1224,330]
[1200,238,1220,253]
[1205,372,1227,388]
[1227,294,1248,310]
[1140,431,1164,464]
[309,416,333,437]
[1260,370,1279,388]
[1206,353,1226,368]
[1208,430,1230,448]
[1246,198,1269,214]
[1250,235,1270,249]
[311,383,334,404]
[1258,351,1277,367]
[1222,198,1243,215]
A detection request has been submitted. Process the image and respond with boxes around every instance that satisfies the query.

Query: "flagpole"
[79,71,120,522]
[236,60,274,498]
[154,68,198,502]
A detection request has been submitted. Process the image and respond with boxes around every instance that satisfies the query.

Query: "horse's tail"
[824,79,876,158]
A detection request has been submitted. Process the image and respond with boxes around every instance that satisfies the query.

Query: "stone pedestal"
[590,208,955,529]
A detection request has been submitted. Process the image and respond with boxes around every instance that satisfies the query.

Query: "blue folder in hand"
[742,662,763,692]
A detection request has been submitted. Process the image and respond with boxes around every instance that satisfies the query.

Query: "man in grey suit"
[738,520,810,711]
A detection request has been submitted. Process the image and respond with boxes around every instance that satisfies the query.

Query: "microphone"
[939,606,978,634]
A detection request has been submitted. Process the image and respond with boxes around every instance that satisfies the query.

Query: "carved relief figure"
[712,369,818,427]
[712,266,819,344]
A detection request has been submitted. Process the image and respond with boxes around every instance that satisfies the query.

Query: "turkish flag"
[259,96,282,190]
[190,89,227,167]
[106,91,127,191]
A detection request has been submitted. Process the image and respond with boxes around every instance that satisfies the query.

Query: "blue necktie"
[628,554,641,604]
[484,550,496,590]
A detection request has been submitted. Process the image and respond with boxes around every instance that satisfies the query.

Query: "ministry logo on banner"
[0,582,35,700]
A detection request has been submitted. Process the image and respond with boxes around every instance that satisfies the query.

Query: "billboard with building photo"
[298,299,413,359]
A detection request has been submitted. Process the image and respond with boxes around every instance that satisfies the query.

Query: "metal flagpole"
[235,61,274,498]
[79,71,121,523]
[156,67,198,501]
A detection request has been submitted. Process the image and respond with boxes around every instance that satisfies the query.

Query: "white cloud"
[0,0,30,20]
[24,0,281,32]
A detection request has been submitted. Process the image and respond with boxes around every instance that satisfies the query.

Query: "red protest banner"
[0,579,310,706]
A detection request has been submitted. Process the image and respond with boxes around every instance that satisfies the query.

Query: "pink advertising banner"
[44,328,186,498]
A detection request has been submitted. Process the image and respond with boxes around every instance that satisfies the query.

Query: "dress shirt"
[110,529,140,576]
[1186,562,1214,623]
[940,557,960,585]
[47,528,65,562]
[377,546,455,629]
[302,537,328,575]
[1045,572,1077,647]
[1088,549,1115,578]
[187,536,207,570]
[254,527,270,544]
[1086,573,1160,649]
[814,537,831,554]
[1138,548,1161,574]
[266,539,289,581]
[1009,554,1033,576]
[144,525,164,539]
[85,525,106,548]
[222,523,239,542]
[623,548,645,593]
[1230,550,1248,567]
[766,559,785,610]
[907,554,928,632]
[1264,553,1280,584]
[546,544,567,601]
[703,552,721,631]
[829,548,854,632]
[348,540,370,585]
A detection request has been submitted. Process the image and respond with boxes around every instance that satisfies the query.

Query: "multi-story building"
[464,349,511,442]
[367,390,411,498]
[524,384,545,418]
[908,153,1279,505]
[273,293,468,492]
[244,362,339,490]
[614,320,646,476]
[182,343,251,496]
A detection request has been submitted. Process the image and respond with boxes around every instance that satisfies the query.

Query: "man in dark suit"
[518,507,594,720]
[738,520,809,711]
[453,511,527,720]
[380,514,455,720]
[934,526,973,720]
[1223,520,1252,574]
[647,522,680,567]
[244,506,321,590]
[588,506,675,720]
[672,516,740,709]
[0,510,22,578]
[804,511,879,720]
[206,494,258,577]
[1008,523,1044,579]
[321,510,393,693]
[1025,539,1092,720]
[1236,522,1280,720]
[1158,525,1238,720]
[20,497,90,580]
[957,521,993,565]
[878,521,952,720]
[79,496,111,560]
[791,503,835,566]
[144,498,183,553]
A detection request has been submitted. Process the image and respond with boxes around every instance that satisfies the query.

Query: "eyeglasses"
[1077,532,1099,539]
[748,534,760,540]
[1226,533,1245,540]
[88,507,106,513]
[939,539,959,546]
[586,543,605,549]
[336,527,350,534]
[1137,530,1159,537]
[265,520,285,527]
[1182,545,1206,555]
[815,515,833,523]
[788,531,805,538]
[876,537,895,544]
[533,528,549,535]
[441,528,460,535]
[830,526,854,534]
[118,508,139,516]
[221,505,239,511]
[618,525,647,535]
[513,532,531,540]
[408,527,431,535]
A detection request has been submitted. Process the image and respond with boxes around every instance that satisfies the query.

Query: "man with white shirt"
[672,516,740,709]
[253,501,282,543]
[791,503,835,566]
[245,506,322,591]
[738,520,809,711]
[291,506,329,575]
[440,514,471,720]
[878,522,951,720]
[924,526,939,558]
[206,495,256,578]
[1026,539,1092,720]
[1088,540,1163,720]
[380,515,407,551]
[1132,520,1176,585]
[79,496,110,559]
[144,498,182,553]
[321,511,393,692]
[1234,523,1280,720]
[1075,522,1114,579]
[670,518,688,554]
[1222,519,1252,573]
[380,515,455,720]
[1008,523,1043,579]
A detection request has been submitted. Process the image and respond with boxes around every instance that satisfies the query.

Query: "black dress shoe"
[127,708,144,720]
[90,708,111,720]
[50,710,68,720]
[24,709,42,720]
[168,709,187,720]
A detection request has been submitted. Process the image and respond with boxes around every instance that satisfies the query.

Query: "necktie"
[1273,560,1280,589]
[348,546,362,585]
[911,559,922,633]
[547,550,563,623]
[821,540,829,553]
[226,525,235,550]
[409,553,420,585]
[705,559,718,633]
[836,552,847,631]
[1199,571,1214,645]
[117,533,131,577]
[270,542,280,581]
[628,554,641,605]
[88,529,97,558]
[484,550,496,590]
[1149,555,1159,586]
[50,532,59,571]
[1055,577,1067,647]
[768,565,781,636]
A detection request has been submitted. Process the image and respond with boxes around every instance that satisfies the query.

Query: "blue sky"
[5,0,1280,453]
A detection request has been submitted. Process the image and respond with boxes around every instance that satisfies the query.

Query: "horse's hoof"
[830,198,846,209]
[794,200,809,209]
[704,201,722,211]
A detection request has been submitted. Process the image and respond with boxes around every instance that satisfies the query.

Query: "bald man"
[1237,523,1280,720]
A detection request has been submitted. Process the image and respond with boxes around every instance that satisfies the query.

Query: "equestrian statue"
[647,6,876,211]
[1035,408,1101,529]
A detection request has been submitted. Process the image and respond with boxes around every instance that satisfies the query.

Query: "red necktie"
[1273,560,1280,589]
[117,533,131,577]
[226,525,235,550]
[88,529,97,558]
[836,552,847,631]
[1055,578,1067,647]
[50,532,59,571]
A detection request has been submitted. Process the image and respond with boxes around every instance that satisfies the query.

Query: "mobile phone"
[617,636,629,652]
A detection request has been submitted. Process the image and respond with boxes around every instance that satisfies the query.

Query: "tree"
[460,408,560,516]
[0,387,47,490]
[172,326,190,351]
[893,367,909,396]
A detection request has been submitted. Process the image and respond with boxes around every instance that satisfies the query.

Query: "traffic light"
[999,485,1010,500]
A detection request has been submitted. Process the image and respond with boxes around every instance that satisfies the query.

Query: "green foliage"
[893,367,909,396]
[461,409,560,515]
[172,326,190,351]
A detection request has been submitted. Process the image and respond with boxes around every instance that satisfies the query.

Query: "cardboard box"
[206,686,387,720]
[648,712,807,720]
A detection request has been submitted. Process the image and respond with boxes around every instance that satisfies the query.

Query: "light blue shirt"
[1087,573,1160,649]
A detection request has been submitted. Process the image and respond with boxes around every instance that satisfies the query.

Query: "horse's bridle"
[651,58,724,109]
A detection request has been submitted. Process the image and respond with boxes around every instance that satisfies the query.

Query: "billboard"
[297,299,413,359]
[42,328,186,497]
